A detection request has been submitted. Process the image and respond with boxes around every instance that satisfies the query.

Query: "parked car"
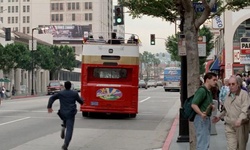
[138,80,147,89]
[47,80,63,95]
[157,81,163,86]
[147,80,157,88]
[73,82,81,92]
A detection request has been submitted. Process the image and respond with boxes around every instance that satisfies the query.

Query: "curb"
[162,114,179,150]
[10,95,46,99]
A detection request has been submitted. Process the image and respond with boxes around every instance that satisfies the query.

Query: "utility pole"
[176,5,189,143]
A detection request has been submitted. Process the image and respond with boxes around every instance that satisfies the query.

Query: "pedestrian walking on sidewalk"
[47,81,84,150]
[0,86,3,105]
[191,72,218,150]
[219,78,229,112]
[212,76,250,150]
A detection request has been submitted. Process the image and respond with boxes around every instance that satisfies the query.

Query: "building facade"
[213,7,250,79]
[0,0,116,95]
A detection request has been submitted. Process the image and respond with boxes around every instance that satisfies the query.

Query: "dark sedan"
[138,80,147,89]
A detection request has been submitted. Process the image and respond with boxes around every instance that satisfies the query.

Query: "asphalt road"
[0,87,180,150]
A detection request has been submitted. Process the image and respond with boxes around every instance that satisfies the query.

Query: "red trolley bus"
[80,34,140,118]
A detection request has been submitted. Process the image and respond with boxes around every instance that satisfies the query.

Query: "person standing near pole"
[0,86,3,105]
[47,81,84,150]
[191,72,218,150]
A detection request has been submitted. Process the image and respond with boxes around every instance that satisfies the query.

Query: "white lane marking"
[139,97,150,103]
[0,117,30,126]
[0,116,82,119]
[0,110,47,113]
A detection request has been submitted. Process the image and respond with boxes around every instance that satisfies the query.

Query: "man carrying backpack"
[191,72,218,150]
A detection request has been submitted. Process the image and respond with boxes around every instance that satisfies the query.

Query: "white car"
[147,80,157,88]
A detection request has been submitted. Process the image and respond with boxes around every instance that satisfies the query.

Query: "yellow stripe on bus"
[82,55,139,65]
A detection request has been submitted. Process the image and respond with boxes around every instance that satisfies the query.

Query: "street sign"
[240,37,250,64]
[233,50,240,63]
[29,40,37,50]
[83,31,88,38]
[198,36,206,57]
[193,2,217,12]
[178,38,186,56]
[225,62,232,79]
[212,14,224,29]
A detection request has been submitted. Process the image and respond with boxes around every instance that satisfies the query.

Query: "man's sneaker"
[61,144,68,150]
[60,127,65,139]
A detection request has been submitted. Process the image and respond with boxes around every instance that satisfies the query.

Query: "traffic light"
[5,28,11,41]
[114,6,124,25]
[150,34,155,45]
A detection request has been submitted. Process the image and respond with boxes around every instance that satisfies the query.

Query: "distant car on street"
[147,80,157,88]
[157,81,163,86]
[138,80,147,89]
[47,80,63,95]
[73,82,81,92]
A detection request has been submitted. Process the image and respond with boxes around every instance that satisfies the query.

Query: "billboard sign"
[38,25,91,41]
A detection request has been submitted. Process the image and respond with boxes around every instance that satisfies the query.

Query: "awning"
[0,78,10,82]
[210,58,220,70]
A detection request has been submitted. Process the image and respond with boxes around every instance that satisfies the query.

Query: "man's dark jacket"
[47,89,84,120]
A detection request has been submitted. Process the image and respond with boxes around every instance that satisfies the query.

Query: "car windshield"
[139,80,145,83]
[74,83,80,87]
[50,82,60,86]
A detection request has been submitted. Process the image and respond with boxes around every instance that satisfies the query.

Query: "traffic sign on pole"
[240,37,250,64]
[198,36,206,57]
[193,2,217,12]
[29,40,37,50]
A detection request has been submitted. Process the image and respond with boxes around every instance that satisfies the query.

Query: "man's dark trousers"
[64,117,75,147]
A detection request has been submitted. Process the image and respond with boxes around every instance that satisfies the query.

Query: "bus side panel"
[81,85,138,114]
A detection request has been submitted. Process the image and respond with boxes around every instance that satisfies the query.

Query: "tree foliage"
[49,45,76,80]
[121,0,250,94]
[166,26,214,74]
[0,43,76,80]
[139,51,161,80]
[33,45,54,70]
[0,43,29,73]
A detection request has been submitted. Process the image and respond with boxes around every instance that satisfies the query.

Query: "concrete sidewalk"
[6,93,47,100]
[168,117,250,150]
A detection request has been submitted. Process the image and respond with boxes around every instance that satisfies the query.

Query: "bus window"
[93,68,127,79]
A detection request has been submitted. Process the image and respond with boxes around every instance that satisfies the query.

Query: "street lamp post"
[31,27,38,95]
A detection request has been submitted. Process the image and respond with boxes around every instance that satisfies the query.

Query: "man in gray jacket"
[47,81,84,150]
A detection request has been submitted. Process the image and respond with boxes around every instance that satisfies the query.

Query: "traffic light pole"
[177,16,189,143]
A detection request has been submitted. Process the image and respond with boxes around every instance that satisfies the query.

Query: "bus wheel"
[82,112,89,117]
[129,114,136,118]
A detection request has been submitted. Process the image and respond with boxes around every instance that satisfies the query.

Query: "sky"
[124,14,176,54]
[113,0,176,54]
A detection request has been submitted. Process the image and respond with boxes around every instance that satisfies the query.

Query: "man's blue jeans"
[193,114,211,150]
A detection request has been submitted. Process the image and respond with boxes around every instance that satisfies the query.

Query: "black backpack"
[181,86,207,122]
